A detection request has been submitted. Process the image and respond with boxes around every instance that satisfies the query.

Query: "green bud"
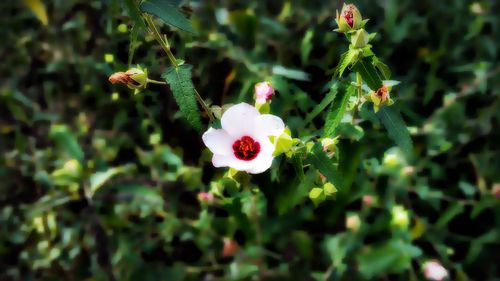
[391,205,410,229]
[351,29,369,48]
[309,187,325,206]
[323,182,338,196]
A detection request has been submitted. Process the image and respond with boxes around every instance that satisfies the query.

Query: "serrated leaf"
[306,143,343,191]
[372,57,391,80]
[291,153,305,182]
[303,83,338,126]
[140,0,196,34]
[353,59,382,90]
[323,83,353,137]
[376,106,413,156]
[335,49,358,77]
[162,65,202,130]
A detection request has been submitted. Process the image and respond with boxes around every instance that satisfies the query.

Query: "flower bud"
[321,137,338,152]
[423,260,448,281]
[335,3,363,33]
[109,67,148,93]
[369,84,394,112]
[362,195,375,207]
[254,82,275,104]
[221,238,239,257]
[492,183,500,199]
[346,213,361,232]
[197,192,215,204]
[391,205,410,229]
[351,29,369,48]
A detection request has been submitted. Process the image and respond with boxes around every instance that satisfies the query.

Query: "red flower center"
[343,7,354,27]
[232,136,260,161]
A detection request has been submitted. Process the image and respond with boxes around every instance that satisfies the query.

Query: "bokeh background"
[1,0,499,280]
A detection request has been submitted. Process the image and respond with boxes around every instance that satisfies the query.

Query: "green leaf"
[140,0,196,34]
[353,59,382,90]
[309,187,325,206]
[306,143,343,191]
[376,106,413,156]
[272,65,310,81]
[303,83,338,126]
[323,83,353,137]
[89,165,135,196]
[372,56,391,80]
[162,65,202,130]
[335,49,359,77]
[300,29,314,65]
[123,0,147,31]
[436,203,464,228]
[49,125,84,163]
[291,153,305,182]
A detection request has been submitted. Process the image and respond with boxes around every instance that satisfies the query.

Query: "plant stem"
[147,79,167,85]
[143,14,215,123]
[352,72,363,124]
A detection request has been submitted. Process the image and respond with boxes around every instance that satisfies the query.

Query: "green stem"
[147,79,167,85]
[143,14,215,124]
[352,72,363,124]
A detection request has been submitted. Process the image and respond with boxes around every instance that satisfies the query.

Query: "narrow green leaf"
[162,65,202,130]
[436,203,464,228]
[353,59,382,90]
[376,106,413,155]
[49,125,84,163]
[323,83,353,137]
[123,0,147,31]
[306,143,343,191]
[300,29,313,65]
[90,164,135,196]
[140,0,196,34]
[303,83,338,126]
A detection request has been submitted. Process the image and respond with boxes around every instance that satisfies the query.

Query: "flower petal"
[212,154,254,171]
[221,103,260,137]
[254,114,285,137]
[247,155,273,174]
[202,128,234,155]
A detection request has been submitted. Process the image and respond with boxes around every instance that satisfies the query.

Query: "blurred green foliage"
[1,0,499,280]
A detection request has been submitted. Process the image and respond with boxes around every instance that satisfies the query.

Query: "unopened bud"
[335,3,363,33]
[109,67,148,93]
[321,137,338,152]
[221,238,239,257]
[423,260,448,281]
[346,213,361,232]
[197,192,215,204]
[254,82,275,104]
[362,195,375,206]
[351,29,369,48]
[492,183,500,199]
[391,205,410,229]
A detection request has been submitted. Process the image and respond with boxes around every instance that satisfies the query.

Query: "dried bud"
[423,260,448,281]
[197,192,215,204]
[351,29,369,48]
[369,84,394,112]
[221,238,239,257]
[254,82,275,104]
[109,67,148,93]
[335,3,363,33]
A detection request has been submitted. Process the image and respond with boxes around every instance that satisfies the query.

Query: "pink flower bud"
[362,195,375,206]
[221,238,239,257]
[492,183,500,199]
[254,82,274,104]
[197,192,214,204]
[423,260,448,281]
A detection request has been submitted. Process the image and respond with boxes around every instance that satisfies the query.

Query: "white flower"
[202,103,284,174]
[254,82,274,104]
[423,260,448,281]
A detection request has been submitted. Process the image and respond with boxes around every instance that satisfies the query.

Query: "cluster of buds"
[335,4,369,49]
[368,84,394,112]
